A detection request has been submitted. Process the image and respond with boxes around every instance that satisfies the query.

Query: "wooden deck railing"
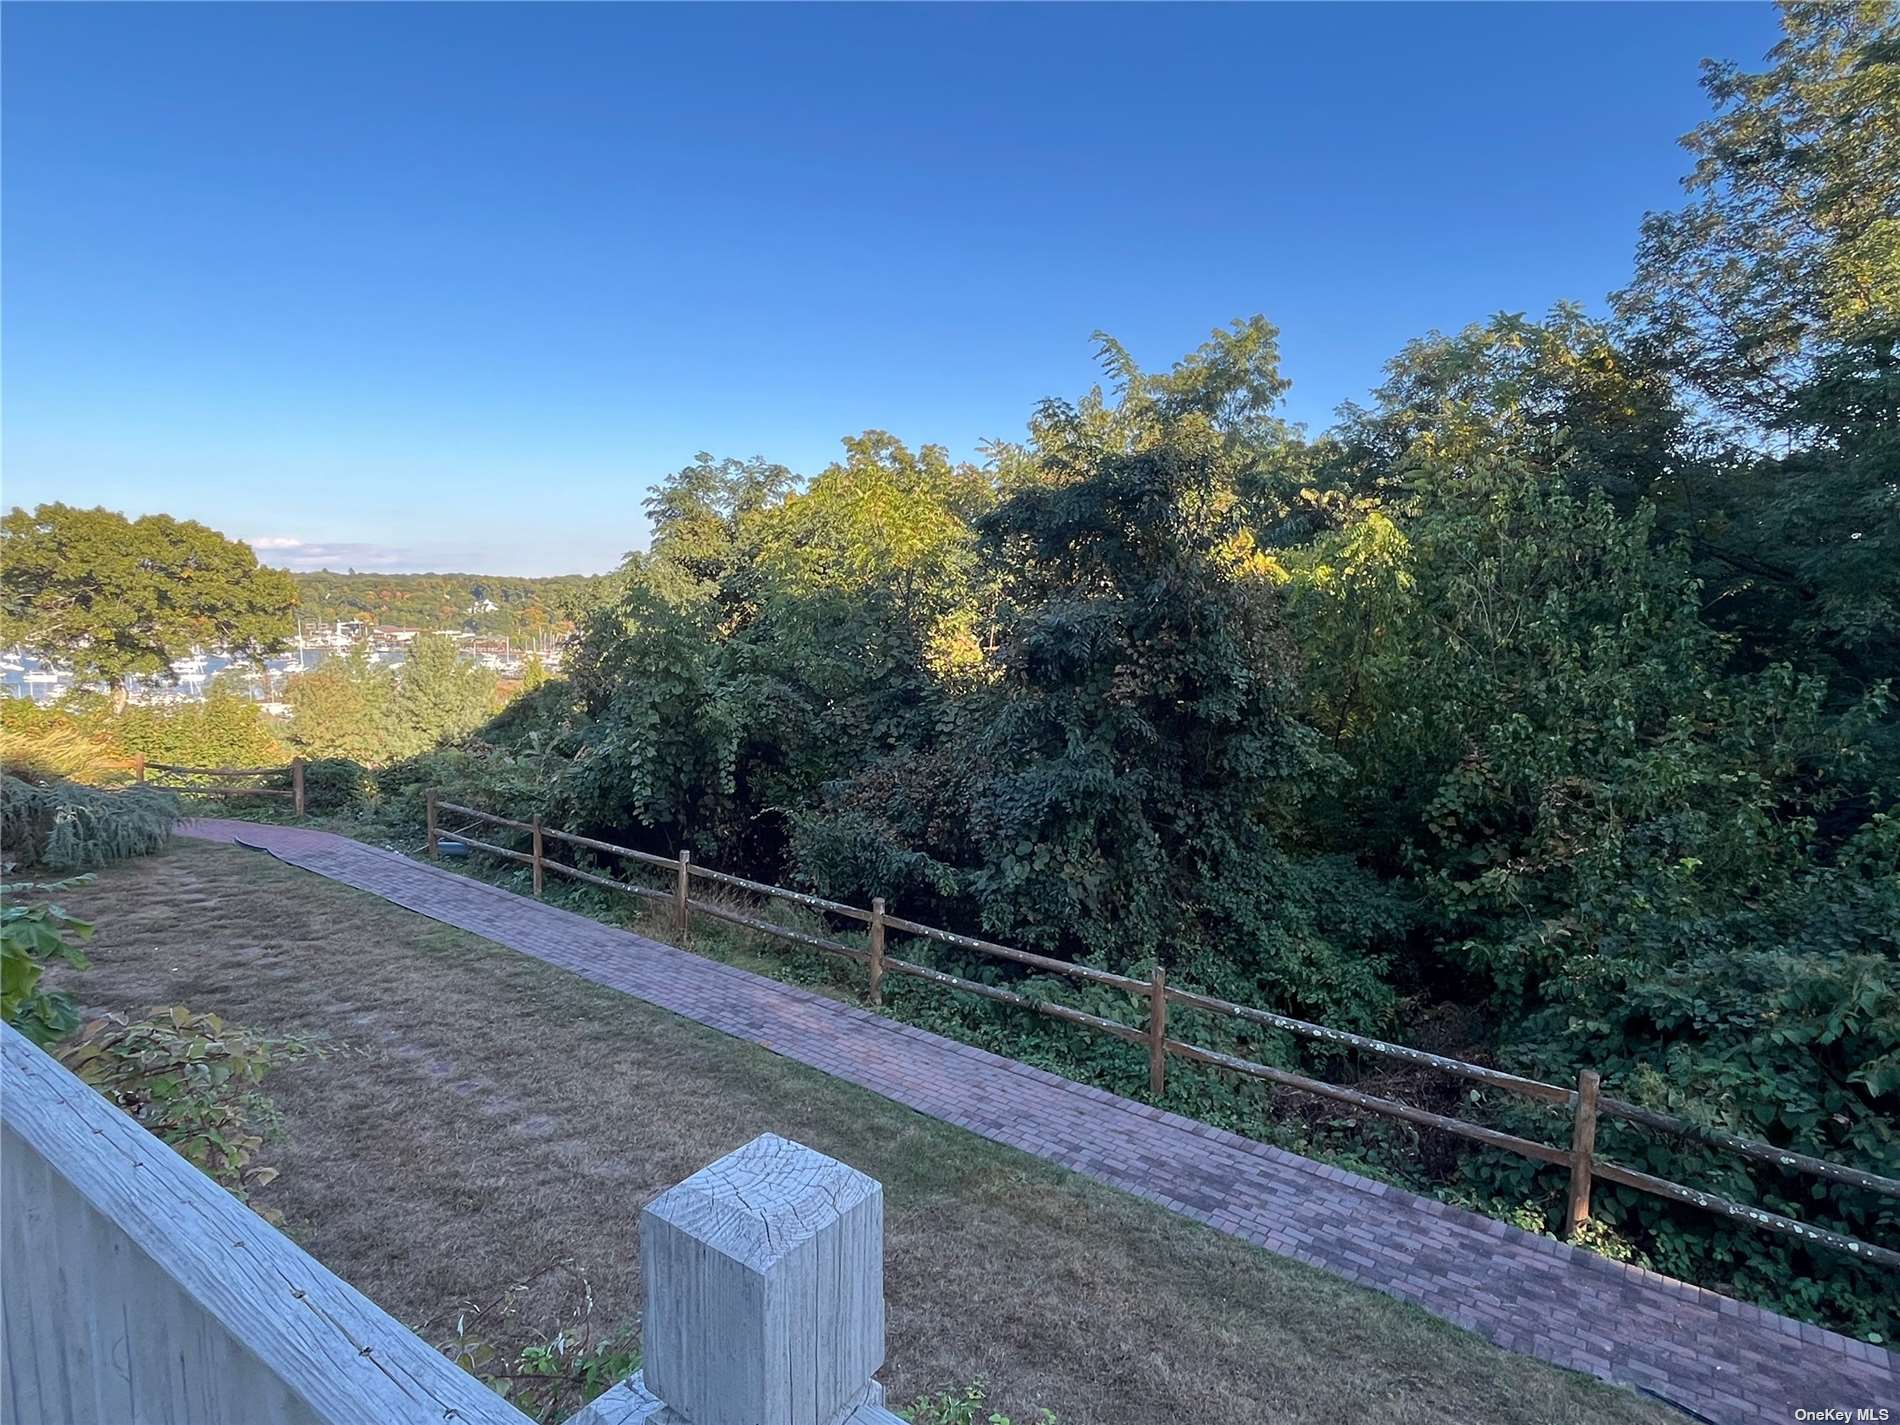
[140,756,305,816]
[426,791,1900,1273]
[2,1025,905,1425]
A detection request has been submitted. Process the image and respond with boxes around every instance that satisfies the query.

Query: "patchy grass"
[45,841,1676,1425]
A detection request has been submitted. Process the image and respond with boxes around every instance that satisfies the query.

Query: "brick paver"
[183,819,1893,1423]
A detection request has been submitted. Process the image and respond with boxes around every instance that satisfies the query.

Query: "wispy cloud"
[248,536,412,571]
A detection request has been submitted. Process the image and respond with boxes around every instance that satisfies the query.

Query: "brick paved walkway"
[183,819,1893,1424]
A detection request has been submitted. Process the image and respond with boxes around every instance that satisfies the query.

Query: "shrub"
[57,1007,318,1218]
[113,681,289,769]
[299,756,369,812]
[0,875,94,1046]
[1,773,181,868]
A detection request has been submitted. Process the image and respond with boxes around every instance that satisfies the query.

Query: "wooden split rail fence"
[427,791,1900,1273]
[139,756,305,816]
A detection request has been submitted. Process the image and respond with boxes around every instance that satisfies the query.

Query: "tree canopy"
[1,504,297,711]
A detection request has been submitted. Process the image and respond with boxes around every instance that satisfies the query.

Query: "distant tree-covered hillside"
[288,571,614,637]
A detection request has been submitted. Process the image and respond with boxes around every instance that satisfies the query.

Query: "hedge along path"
[181,819,1897,1425]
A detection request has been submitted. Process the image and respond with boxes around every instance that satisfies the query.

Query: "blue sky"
[3,3,1783,577]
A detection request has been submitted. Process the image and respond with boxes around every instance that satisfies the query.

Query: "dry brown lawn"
[43,840,1678,1425]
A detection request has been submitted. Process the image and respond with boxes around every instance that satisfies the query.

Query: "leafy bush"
[1,773,181,868]
[299,756,369,812]
[0,876,93,1046]
[57,1007,317,1217]
[111,680,289,769]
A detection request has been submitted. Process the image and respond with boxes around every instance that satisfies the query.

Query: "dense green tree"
[285,637,499,764]
[286,646,396,764]
[518,652,551,694]
[639,453,796,601]
[0,504,296,713]
[758,433,992,627]
[1617,1,1899,677]
[388,634,500,758]
[795,330,1404,1026]
[558,439,992,865]
[1619,1,1898,432]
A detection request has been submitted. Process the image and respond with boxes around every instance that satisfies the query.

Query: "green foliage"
[1616,0,1900,681]
[1,773,181,868]
[57,1007,316,1216]
[300,757,369,812]
[430,1263,637,1423]
[286,637,499,767]
[1618,0,1898,433]
[795,330,1403,1029]
[548,436,991,866]
[389,634,501,758]
[112,680,289,769]
[286,645,396,762]
[518,652,551,694]
[899,1381,1056,1425]
[0,876,94,1047]
[1,690,286,792]
[0,503,296,710]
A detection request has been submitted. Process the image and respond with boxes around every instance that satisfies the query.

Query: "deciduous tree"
[0,504,296,713]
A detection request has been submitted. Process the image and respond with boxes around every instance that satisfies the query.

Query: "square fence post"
[639,1133,886,1425]
[1565,1068,1601,1238]
[1148,965,1168,1098]
[425,790,439,859]
[868,897,886,1008]
[291,757,305,818]
[676,850,691,943]
[531,817,544,898]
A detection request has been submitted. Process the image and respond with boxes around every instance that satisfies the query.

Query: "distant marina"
[0,619,563,711]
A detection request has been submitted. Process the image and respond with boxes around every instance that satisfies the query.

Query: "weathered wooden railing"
[0,1021,526,1425]
[140,755,305,816]
[427,791,1900,1273]
[1,1021,905,1425]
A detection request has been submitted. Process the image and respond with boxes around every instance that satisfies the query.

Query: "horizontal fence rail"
[141,757,304,815]
[0,1024,534,1425]
[425,790,1900,1273]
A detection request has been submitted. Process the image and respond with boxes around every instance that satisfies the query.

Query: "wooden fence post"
[639,1134,885,1425]
[291,758,305,818]
[425,790,439,859]
[676,850,691,943]
[1565,1068,1601,1238]
[531,817,544,899]
[1148,965,1168,1098]
[868,897,886,1008]
[134,755,146,784]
